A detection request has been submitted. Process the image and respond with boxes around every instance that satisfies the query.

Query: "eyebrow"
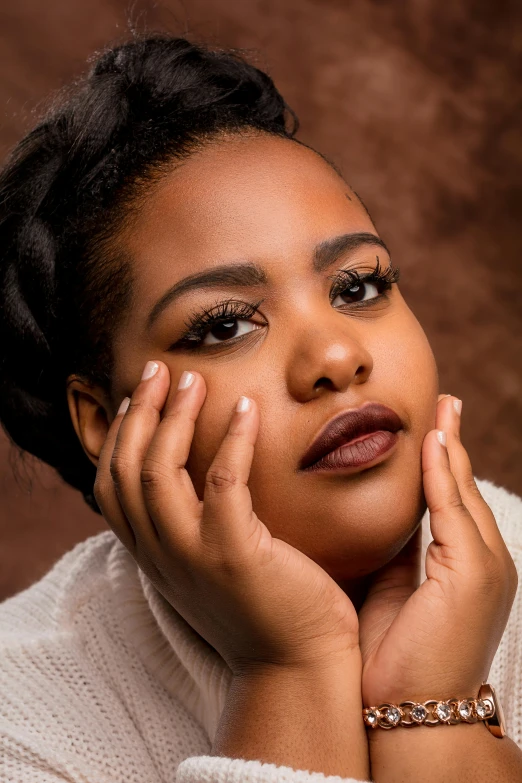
[146,231,390,330]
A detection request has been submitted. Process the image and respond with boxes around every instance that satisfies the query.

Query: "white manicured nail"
[453,398,462,415]
[178,371,195,389]
[437,430,447,447]
[141,361,159,380]
[118,397,130,415]
[236,396,251,413]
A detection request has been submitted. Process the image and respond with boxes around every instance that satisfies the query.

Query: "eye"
[173,298,266,351]
[201,318,262,345]
[328,259,400,309]
[331,279,380,307]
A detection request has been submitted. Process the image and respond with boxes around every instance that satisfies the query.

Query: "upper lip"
[299,402,404,470]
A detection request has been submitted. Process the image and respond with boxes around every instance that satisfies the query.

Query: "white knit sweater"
[0,477,521,783]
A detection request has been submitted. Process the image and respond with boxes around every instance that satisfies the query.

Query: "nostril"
[313,377,333,391]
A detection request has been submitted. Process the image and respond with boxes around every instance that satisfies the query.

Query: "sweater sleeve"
[175,755,371,783]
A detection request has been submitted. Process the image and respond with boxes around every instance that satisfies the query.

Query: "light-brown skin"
[67,132,522,780]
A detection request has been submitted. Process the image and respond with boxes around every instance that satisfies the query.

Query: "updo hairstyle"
[0,33,299,513]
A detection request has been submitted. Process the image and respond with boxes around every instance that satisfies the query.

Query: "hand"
[94,361,361,676]
[358,393,518,707]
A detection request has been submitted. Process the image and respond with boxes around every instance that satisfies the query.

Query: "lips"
[299,402,403,471]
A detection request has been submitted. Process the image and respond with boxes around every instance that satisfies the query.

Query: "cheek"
[185,385,287,502]
[183,373,272,500]
[390,313,439,435]
[184,395,232,500]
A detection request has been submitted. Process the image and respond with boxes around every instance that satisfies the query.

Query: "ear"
[66,376,113,468]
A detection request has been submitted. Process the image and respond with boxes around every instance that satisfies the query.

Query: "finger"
[138,368,207,549]
[422,425,487,557]
[435,395,510,558]
[94,396,137,556]
[201,395,261,554]
[112,362,202,550]
[109,360,171,544]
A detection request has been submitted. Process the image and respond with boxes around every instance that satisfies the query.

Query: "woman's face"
[90,132,439,581]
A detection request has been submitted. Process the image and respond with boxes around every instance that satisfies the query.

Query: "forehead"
[123,133,376,291]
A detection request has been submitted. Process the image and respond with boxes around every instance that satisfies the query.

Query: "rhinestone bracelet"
[363,695,495,729]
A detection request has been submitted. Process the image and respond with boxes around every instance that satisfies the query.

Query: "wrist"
[365,684,517,783]
[213,650,369,779]
[362,681,502,735]
[368,720,493,783]
[235,644,363,679]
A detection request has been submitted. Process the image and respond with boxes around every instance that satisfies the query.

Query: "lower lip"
[304,430,400,472]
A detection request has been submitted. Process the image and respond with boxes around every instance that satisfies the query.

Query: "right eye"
[172,298,266,351]
[201,318,263,345]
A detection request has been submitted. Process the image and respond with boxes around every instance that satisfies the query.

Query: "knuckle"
[140,456,171,490]
[162,405,193,426]
[93,474,109,507]
[445,489,465,511]
[109,449,134,485]
[126,398,148,414]
[205,463,238,494]
[463,474,482,499]
[431,492,465,516]
[480,550,510,593]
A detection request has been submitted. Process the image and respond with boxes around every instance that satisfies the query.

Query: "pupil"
[211,319,238,340]
[342,283,365,303]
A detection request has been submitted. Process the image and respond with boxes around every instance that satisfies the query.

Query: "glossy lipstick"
[299,402,403,472]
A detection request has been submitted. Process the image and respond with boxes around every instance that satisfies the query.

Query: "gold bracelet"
[363,682,506,738]
[363,695,494,729]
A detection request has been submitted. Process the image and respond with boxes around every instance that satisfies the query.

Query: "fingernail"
[118,397,130,415]
[141,361,159,381]
[437,430,447,447]
[236,395,251,413]
[178,371,195,390]
[453,398,462,415]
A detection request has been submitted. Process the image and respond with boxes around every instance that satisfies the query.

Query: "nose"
[285,312,374,403]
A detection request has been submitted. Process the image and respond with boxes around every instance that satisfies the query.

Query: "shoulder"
[0,529,206,781]
[475,478,522,744]
[0,529,117,641]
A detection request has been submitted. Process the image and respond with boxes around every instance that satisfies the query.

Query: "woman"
[0,33,521,783]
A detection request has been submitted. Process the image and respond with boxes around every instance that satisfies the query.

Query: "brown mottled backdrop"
[1,1,521,601]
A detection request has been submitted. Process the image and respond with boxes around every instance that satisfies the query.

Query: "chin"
[290,462,428,581]
[317,512,425,581]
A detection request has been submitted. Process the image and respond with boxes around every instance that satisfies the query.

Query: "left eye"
[202,318,261,345]
[332,280,379,307]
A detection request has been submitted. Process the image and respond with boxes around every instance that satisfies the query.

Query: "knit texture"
[0,477,520,783]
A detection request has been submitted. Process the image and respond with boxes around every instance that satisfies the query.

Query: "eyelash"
[327,256,400,302]
[174,257,401,351]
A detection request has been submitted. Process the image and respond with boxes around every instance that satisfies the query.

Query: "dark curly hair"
[0,33,301,514]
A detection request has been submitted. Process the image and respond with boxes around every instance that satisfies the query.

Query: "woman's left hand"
[358,394,519,709]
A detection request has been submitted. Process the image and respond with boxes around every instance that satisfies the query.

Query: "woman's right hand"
[94,360,360,676]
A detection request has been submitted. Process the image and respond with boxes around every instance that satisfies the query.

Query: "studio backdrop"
[1,0,521,600]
